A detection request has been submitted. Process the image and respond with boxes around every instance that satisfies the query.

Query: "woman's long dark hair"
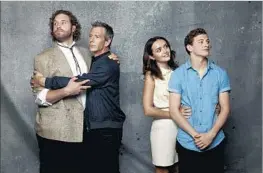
[143,36,178,80]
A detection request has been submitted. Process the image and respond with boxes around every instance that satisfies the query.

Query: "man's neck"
[93,48,110,57]
[190,54,208,71]
[58,38,74,47]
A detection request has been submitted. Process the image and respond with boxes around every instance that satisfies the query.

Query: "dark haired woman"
[142,36,191,173]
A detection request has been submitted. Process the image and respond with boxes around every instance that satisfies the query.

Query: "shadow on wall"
[224,91,262,173]
[120,141,153,171]
[1,83,38,158]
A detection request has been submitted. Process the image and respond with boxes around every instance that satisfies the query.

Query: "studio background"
[1,1,262,173]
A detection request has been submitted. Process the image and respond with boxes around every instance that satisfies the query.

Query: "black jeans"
[176,140,225,173]
[83,128,123,173]
[36,134,85,173]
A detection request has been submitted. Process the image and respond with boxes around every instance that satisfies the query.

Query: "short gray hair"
[91,21,114,48]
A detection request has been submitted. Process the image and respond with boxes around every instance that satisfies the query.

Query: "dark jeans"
[176,140,225,173]
[83,128,123,173]
[36,134,85,173]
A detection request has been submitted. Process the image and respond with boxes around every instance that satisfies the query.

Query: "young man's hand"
[194,131,215,150]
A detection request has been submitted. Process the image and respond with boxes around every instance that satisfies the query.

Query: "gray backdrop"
[1,2,262,173]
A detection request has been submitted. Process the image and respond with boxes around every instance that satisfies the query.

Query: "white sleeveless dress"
[150,67,178,166]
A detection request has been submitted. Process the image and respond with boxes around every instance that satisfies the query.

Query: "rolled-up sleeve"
[219,70,231,93]
[35,88,52,106]
[168,70,182,94]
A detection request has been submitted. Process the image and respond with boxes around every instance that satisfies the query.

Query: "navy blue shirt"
[168,59,231,152]
[45,51,126,129]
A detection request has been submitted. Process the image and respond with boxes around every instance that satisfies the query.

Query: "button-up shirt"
[168,59,231,152]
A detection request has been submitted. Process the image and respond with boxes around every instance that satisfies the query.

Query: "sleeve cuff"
[220,87,231,93]
[35,88,52,106]
[168,88,181,94]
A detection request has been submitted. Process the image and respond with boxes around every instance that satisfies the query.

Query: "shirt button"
[200,97,202,100]
[200,110,202,112]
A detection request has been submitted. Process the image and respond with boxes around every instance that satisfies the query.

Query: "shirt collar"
[57,41,76,49]
[92,51,111,62]
[186,58,214,70]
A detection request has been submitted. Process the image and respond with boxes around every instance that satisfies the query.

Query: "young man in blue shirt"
[168,28,231,173]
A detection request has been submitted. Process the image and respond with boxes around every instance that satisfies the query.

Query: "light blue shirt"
[168,59,231,152]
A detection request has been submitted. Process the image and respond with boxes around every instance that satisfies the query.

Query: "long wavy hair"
[143,36,178,80]
[49,10,81,42]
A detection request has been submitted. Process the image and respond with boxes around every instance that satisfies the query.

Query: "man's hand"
[64,77,91,96]
[31,71,45,87]
[108,52,119,64]
[180,105,192,119]
[194,131,215,150]
[30,71,46,93]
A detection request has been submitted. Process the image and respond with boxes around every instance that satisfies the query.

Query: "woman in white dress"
[142,36,191,173]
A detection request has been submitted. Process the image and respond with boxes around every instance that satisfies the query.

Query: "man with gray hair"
[32,21,125,173]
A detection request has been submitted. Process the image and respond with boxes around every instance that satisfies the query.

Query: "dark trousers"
[36,134,85,173]
[176,140,225,173]
[83,128,123,173]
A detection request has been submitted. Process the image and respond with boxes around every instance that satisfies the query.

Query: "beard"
[53,29,73,42]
